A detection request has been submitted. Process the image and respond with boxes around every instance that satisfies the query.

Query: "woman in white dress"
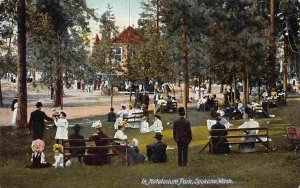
[54,112,68,144]
[114,105,127,129]
[11,102,18,127]
[149,115,163,132]
[140,116,150,133]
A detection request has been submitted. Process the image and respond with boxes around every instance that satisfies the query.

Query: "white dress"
[11,103,18,126]
[54,119,69,139]
[114,109,128,129]
[149,119,163,132]
[53,153,71,168]
[114,130,128,145]
[140,121,150,133]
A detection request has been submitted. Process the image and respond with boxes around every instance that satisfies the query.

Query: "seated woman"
[140,116,150,133]
[107,108,116,122]
[238,114,259,153]
[210,115,230,154]
[149,115,163,132]
[114,104,127,130]
[114,121,144,165]
[85,121,110,165]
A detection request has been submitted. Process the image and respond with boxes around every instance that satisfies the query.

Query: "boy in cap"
[29,102,54,140]
[146,132,167,163]
[173,107,192,166]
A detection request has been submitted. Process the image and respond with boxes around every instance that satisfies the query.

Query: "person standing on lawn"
[29,102,54,140]
[173,107,192,166]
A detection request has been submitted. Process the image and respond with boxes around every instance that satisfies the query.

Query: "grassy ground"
[1,100,300,188]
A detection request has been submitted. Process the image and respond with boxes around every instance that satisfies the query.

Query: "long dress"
[140,121,150,133]
[149,119,163,132]
[54,119,69,140]
[238,119,259,153]
[114,110,127,129]
[11,103,18,126]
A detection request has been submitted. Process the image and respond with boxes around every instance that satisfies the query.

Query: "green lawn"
[0,100,300,188]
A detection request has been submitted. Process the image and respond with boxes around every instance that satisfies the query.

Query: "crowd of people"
[26,101,192,168]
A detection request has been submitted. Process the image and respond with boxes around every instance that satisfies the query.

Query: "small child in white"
[54,112,68,144]
[53,144,71,168]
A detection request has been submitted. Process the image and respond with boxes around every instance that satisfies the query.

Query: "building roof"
[113,26,144,45]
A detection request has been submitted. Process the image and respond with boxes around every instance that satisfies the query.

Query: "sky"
[86,0,144,35]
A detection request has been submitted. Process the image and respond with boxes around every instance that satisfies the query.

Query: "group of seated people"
[110,103,148,129]
[154,94,177,114]
[197,94,218,111]
[209,112,263,154]
[65,120,167,166]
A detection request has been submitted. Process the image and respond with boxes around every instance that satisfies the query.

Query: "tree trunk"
[242,65,248,106]
[268,0,276,89]
[64,69,69,89]
[220,79,224,93]
[246,69,250,102]
[233,76,237,102]
[17,0,27,128]
[53,35,63,107]
[198,74,201,99]
[110,86,113,108]
[208,78,212,93]
[258,84,261,102]
[283,34,288,91]
[182,12,189,115]
[0,78,3,107]
[53,63,63,107]
[32,70,36,88]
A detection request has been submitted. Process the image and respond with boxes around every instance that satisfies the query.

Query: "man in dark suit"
[146,132,167,163]
[210,114,230,154]
[142,91,150,109]
[29,102,54,140]
[69,124,86,163]
[173,107,192,166]
[107,108,116,122]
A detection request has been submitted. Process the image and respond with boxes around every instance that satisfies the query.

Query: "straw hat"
[91,120,102,129]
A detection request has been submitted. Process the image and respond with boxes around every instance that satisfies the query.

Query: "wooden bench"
[62,138,129,167]
[199,127,271,153]
[160,101,178,113]
[123,111,144,123]
[286,126,300,154]
[253,106,269,118]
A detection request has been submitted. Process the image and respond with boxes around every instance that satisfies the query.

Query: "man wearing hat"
[69,124,86,163]
[173,107,192,166]
[146,132,167,163]
[29,102,54,140]
[149,114,163,132]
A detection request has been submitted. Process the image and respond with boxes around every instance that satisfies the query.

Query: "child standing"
[54,112,68,144]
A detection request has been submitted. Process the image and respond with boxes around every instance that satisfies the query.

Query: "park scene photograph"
[1,0,300,187]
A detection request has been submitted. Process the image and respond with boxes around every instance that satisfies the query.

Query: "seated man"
[107,108,116,122]
[68,124,86,163]
[210,115,230,154]
[154,96,167,114]
[197,96,207,111]
[146,132,167,163]
[238,114,259,153]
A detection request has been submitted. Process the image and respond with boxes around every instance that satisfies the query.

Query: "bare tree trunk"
[220,79,224,93]
[198,74,201,99]
[258,84,261,102]
[283,34,288,91]
[268,0,276,89]
[64,69,69,89]
[53,64,63,107]
[0,78,3,107]
[246,69,250,102]
[233,76,237,102]
[53,35,63,107]
[242,65,248,106]
[110,86,113,108]
[182,12,189,115]
[17,0,27,128]
[208,78,212,93]
[32,70,36,88]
